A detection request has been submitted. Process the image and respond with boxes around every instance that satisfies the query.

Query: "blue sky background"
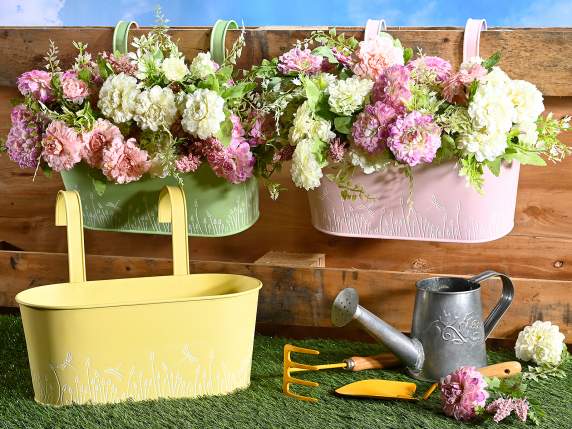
[0,0,571,27]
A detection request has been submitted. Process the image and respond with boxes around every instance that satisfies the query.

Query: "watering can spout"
[331,288,424,371]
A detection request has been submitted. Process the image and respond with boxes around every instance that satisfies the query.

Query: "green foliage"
[434,134,457,164]
[326,163,372,201]
[333,116,352,134]
[403,47,413,63]
[482,51,501,71]
[43,40,61,72]
[301,75,322,110]
[458,155,485,192]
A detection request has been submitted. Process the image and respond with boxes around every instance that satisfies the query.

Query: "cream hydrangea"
[97,73,140,123]
[190,52,218,79]
[509,80,544,124]
[515,321,565,366]
[133,86,178,132]
[459,130,508,162]
[291,138,323,190]
[289,101,336,145]
[328,76,374,116]
[181,88,225,139]
[162,56,188,82]
[349,147,392,174]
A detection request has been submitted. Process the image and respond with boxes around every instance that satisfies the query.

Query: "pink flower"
[328,138,346,163]
[5,105,47,168]
[273,145,294,162]
[277,47,322,75]
[102,138,150,184]
[485,398,529,423]
[80,119,123,168]
[248,113,273,146]
[513,398,529,422]
[175,152,202,173]
[17,70,53,102]
[61,70,90,103]
[372,64,412,110]
[352,36,404,80]
[100,51,137,76]
[331,47,352,68]
[206,139,255,184]
[351,101,397,153]
[407,56,452,82]
[388,111,442,166]
[442,62,487,103]
[230,113,246,141]
[440,366,489,421]
[41,120,82,171]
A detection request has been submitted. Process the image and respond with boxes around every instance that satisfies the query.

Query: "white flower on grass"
[98,73,140,123]
[133,86,178,132]
[509,80,544,124]
[289,101,336,145]
[291,138,323,190]
[181,89,225,139]
[349,148,392,174]
[162,56,188,82]
[459,130,508,162]
[328,76,374,116]
[514,121,540,148]
[515,321,565,366]
[189,52,218,79]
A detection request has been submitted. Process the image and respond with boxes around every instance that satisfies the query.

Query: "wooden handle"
[478,361,522,378]
[346,353,401,371]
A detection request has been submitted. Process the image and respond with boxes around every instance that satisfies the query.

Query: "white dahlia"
[327,76,374,116]
[291,138,323,190]
[97,73,140,123]
[468,72,515,135]
[133,86,178,132]
[509,80,544,124]
[181,88,225,139]
[515,321,565,366]
[162,56,188,82]
[190,52,218,79]
[459,130,508,162]
[289,101,335,145]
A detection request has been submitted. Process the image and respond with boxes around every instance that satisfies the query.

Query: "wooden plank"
[255,251,325,267]
[0,27,571,95]
[1,250,571,342]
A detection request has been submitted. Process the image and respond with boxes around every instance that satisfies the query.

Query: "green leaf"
[403,47,413,64]
[482,51,501,71]
[302,76,322,111]
[215,116,233,147]
[78,68,91,83]
[328,27,337,37]
[221,82,256,100]
[41,164,52,178]
[312,46,337,63]
[334,116,352,134]
[435,134,456,163]
[91,177,107,196]
[486,158,502,176]
[97,57,111,80]
[504,150,546,166]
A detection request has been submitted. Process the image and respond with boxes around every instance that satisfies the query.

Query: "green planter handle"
[210,19,238,65]
[113,20,138,55]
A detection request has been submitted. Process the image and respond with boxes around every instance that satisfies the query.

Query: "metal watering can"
[331,271,514,381]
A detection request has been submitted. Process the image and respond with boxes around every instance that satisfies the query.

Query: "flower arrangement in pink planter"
[246,20,570,242]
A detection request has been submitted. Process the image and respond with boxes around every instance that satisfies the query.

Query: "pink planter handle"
[463,18,487,61]
[364,19,387,40]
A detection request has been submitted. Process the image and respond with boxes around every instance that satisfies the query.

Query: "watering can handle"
[113,20,138,55]
[211,19,238,65]
[158,186,190,276]
[55,190,87,283]
[469,271,514,338]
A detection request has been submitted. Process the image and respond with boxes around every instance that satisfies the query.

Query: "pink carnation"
[80,119,123,168]
[17,70,53,103]
[442,62,487,103]
[175,152,202,173]
[440,366,489,421]
[328,138,346,163]
[41,120,82,171]
[352,36,404,80]
[331,47,353,67]
[351,101,397,153]
[372,64,412,110]
[5,105,47,168]
[207,139,255,184]
[277,47,322,75]
[407,56,452,82]
[61,70,90,103]
[102,138,150,184]
[230,113,246,141]
[388,111,442,166]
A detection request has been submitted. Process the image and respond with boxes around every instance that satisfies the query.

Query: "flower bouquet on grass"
[2,10,272,236]
[247,28,570,242]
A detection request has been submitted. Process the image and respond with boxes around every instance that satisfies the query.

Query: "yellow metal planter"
[16,186,262,406]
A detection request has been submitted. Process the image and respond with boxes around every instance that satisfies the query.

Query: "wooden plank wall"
[0,26,571,340]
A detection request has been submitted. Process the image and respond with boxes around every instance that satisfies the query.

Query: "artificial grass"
[0,315,571,429]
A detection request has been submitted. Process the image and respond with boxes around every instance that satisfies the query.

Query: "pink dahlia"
[328,138,346,163]
[387,111,442,166]
[277,47,322,75]
[208,140,255,184]
[407,56,452,82]
[372,64,412,110]
[351,101,397,153]
[440,366,489,421]
[61,70,90,103]
[80,118,123,168]
[17,70,53,103]
[352,36,404,80]
[5,105,47,168]
[175,152,202,173]
[41,120,82,171]
[102,138,150,184]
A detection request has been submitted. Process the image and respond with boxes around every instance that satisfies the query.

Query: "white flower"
[181,88,225,139]
[459,130,508,162]
[515,321,565,366]
[509,80,544,124]
[133,86,178,132]
[515,121,540,148]
[328,76,374,116]
[291,138,323,190]
[289,101,336,145]
[97,73,140,123]
[189,52,218,79]
[349,148,392,174]
[134,51,162,81]
[162,56,188,82]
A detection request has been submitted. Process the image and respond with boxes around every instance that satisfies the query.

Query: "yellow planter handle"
[55,190,86,283]
[158,186,190,276]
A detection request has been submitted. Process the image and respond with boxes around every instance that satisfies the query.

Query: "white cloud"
[0,0,65,26]
[119,0,156,21]
[505,0,572,27]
